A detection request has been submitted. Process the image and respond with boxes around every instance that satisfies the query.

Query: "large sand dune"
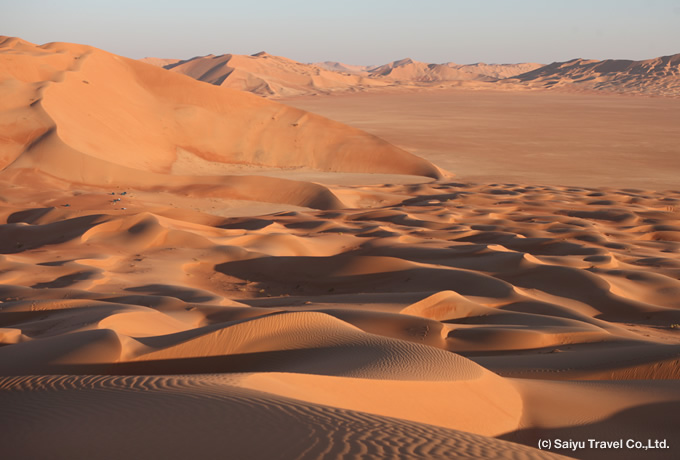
[2,36,680,459]
[0,36,442,191]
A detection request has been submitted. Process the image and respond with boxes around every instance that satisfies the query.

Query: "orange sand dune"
[2,35,680,460]
[2,177,680,458]
[0,374,572,460]
[0,36,443,197]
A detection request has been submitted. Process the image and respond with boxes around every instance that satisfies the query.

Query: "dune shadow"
[218,217,275,230]
[215,254,514,298]
[125,284,219,303]
[0,347,384,378]
[0,214,105,254]
[32,271,99,289]
[500,401,680,460]
[7,207,55,224]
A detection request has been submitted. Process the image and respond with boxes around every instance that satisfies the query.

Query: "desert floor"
[2,83,679,459]
[282,89,680,190]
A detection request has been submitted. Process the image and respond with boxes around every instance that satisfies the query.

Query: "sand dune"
[1,176,679,458]
[507,54,680,96]
[0,36,443,199]
[0,374,573,460]
[2,35,680,459]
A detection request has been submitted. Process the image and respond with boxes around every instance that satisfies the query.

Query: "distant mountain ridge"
[140,53,542,97]
[507,54,680,96]
[141,52,390,97]
[141,51,680,98]
[360,58,543,82]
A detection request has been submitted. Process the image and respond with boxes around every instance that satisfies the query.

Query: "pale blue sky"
[3,0,679,64]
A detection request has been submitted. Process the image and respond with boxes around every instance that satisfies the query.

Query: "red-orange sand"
[1,37,679,459]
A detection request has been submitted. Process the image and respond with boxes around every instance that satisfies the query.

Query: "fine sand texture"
[2,37,680,460]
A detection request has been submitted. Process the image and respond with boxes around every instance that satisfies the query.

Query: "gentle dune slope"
[508,53,680,96]
[0,36,443,198]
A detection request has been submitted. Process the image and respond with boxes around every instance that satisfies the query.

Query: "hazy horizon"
[4,0,680,65]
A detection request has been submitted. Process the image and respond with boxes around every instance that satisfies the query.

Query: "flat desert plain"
[1,38,680,460]
[282,89,680,190]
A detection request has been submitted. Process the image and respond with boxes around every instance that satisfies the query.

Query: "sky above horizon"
[4,0,680,65]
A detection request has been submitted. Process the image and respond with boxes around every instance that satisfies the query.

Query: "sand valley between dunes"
[1,37,680,460]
